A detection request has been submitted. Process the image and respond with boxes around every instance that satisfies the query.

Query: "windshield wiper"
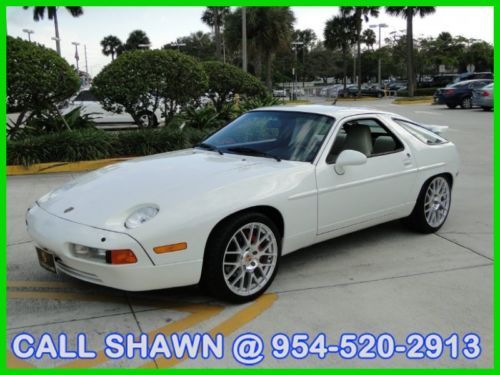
[227,146,281,162]
[195,142,223,155]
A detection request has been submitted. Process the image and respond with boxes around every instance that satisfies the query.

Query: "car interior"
[326,118,404,164]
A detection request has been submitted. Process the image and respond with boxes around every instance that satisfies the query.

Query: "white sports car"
[26,105,459,302]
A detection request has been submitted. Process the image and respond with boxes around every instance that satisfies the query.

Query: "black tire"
[137,111,158,128]
[446,103,457,109]
[460,96,472,109]
[405,175,452,233]
[200,212,281,303]
[377,92,383,98]
[482,106,492,111]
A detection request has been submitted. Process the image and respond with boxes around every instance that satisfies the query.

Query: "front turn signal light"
[154,242,187,254]
[106,249,137,264]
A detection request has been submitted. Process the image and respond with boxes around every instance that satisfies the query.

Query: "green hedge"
[7,127,217,166]
[397,87,439,97]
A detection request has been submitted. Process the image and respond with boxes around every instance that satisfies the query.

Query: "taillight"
[482,91,490,97]
[443,89,455,95]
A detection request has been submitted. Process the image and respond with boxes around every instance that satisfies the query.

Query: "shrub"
[7,126,222,166]
[202,61,268,111]
[7,36,80,130]
[8,107,97,140]
[92,49,208,125]
[181,105,226,130]
[397,88,438,97]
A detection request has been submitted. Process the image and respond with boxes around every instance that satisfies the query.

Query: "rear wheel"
[201,213,281,303]
[482,106,492,111]
[405,175,452,233]
[460,96,473,109]
[446,103,457,109]
[137,111,158,128]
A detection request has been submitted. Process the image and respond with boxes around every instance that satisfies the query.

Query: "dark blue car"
[433,79,493,109]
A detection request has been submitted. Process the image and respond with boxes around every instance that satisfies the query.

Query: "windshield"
[201,111,335,162]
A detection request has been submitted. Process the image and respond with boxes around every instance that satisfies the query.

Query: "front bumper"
[26,204,202,291]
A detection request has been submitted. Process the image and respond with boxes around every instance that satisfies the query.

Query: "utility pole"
[22,29,34,42]
[84,44,89,76]
[242,7,247,72]
[370,23,388,87]
[72,42,80,72]
[291,41,304,100]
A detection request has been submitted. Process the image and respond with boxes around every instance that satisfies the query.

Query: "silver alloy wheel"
[222,222,278,296]
[139,113,153,127]
[424,177,450,228]
[463,97,472,109]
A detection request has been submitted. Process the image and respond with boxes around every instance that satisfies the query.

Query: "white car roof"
[251,104,398,120]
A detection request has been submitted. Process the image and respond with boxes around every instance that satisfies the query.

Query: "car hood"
[37,149,303,231]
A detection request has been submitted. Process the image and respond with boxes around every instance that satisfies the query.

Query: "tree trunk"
[357,29,362,93]
[214,8,221,61]
[407,8,415,97]
[53,9,61,56]
[254,49,262,80]
[265,52,274,90]
[343,52,348,91]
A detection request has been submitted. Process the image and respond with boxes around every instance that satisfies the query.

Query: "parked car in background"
[453,71,493,84]
[419,74,458,88]
[472,82,494,111]
[433,79,493,109]
[61,88,162,127]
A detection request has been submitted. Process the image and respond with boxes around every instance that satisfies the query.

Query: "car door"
[315,115,418,234]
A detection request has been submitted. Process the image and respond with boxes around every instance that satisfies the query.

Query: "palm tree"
[123,30,151,51]
[340,7,379,91]
[324,14,357,91]
[362,29,377,50]
[100,35,122,61]
[386,7,436,96]
[23,6,83,56]
[252,7,296,89]
[201,7,230,60]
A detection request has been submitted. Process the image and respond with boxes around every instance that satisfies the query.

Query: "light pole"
[242,7,247,72]
[369,23,388,87]
[51,36,60,53]
[72,42,80,72]
[291,41,303,100]
[22,29,34,42]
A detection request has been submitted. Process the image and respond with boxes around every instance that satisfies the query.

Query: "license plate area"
[36,247,57,273]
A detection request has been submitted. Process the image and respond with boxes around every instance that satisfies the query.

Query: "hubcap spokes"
[222,222,278,296]
[424,177,450,228]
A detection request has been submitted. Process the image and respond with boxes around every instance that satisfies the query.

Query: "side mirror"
[334,149,367,175]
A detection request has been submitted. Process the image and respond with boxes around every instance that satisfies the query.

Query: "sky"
[7,6,494,77]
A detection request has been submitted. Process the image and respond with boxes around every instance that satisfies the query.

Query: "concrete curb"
[392,97,433,105]
[7,157,131,176]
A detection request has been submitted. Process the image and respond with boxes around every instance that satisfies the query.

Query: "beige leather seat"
[373,136,396,154]
[343,125,373,156]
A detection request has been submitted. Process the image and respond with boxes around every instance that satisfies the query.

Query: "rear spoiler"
[420,124,448,135]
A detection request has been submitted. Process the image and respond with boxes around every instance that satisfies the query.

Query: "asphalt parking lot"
[7,99,493,368]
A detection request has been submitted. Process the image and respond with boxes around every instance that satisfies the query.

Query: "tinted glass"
[202,111,335,162]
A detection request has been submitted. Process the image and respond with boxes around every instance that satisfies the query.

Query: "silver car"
[472,82,494,111]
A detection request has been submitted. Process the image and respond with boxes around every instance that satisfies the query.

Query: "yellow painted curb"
[392,96,433,105]
[7,157,131,176]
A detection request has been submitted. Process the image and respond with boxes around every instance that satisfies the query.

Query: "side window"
[392,118,448,145]
[326,118,404,164]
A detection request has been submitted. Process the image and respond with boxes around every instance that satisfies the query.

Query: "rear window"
[393,118,448,145]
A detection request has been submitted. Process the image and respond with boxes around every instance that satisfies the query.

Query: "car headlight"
[125,206,159,229]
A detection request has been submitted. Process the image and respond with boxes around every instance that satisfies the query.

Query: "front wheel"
[446,103,457,109]
[201,213,281,303]
[405,175,452,233]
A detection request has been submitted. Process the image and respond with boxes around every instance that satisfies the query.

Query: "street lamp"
[22,29,34,42]
[72,42,80,72]
[369,23,388,87]
[291,41,304,100]
[51,36,60,52]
